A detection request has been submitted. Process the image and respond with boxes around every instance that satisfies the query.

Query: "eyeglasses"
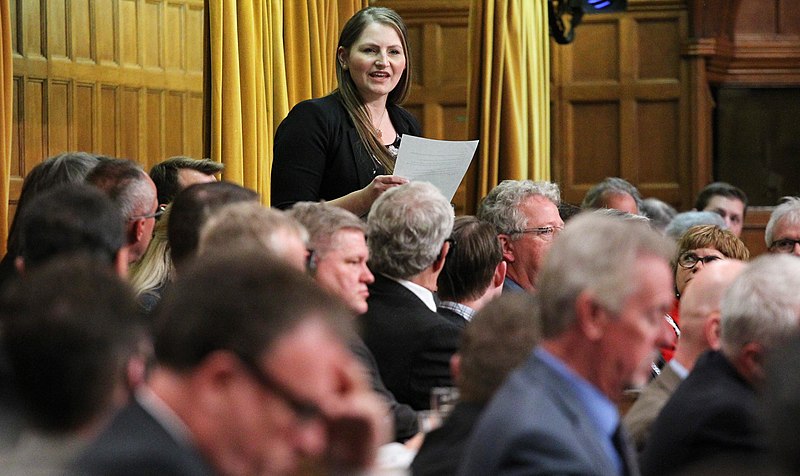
[130,204,166,221]
[677,252,723,269]
[508,226,564,239]
[770,238,800,254]
[235,353,323,423]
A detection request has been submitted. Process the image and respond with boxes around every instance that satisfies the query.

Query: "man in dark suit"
[640,254,800,476]
[412,293,541,476]
[359,182,461,411]
[436,216,506,329]
[73,251,389,476]
[459,212,676,475]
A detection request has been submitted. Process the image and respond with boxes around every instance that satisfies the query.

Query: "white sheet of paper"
[394,135,479,201]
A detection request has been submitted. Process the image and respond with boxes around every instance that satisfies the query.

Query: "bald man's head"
[676,259,746,366]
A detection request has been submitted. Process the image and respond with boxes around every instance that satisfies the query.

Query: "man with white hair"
[359,182,460,411]
[766,196,800,256]
[460,213,675,475]
[624,259,746,453]
[477,180,563,291]
[641,254,800,475]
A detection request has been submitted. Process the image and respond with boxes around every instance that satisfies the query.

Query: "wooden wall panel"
[8,0,204,230]
[552,2,690,209]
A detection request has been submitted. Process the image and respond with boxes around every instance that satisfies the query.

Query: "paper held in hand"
[393,135,479,202]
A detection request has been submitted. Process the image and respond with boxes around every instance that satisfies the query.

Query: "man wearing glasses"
[73,251,388,475]
[86,158,160,266]
[477,180,563,292]
[766,196,800,257]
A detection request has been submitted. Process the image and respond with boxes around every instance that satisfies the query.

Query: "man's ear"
[493,260,507,288]
[432,241,450,273]
[575,291,608,341]
[704,312,722,350]
[498,234,514,263]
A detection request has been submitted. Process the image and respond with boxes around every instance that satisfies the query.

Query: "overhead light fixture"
[549,0,627,45]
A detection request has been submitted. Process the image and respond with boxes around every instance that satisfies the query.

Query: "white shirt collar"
[382,273,437,312]
[135,386,194,448]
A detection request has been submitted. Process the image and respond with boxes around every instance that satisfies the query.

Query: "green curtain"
[206,0,366,206]
[467,0,550,202]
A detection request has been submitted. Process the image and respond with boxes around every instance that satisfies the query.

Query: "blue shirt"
[502,276,525,293]
[535,347,623,475]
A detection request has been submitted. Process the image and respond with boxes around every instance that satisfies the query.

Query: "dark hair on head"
[581,177,643,213]
[167,181,259,270]
[437,216,503,302]
[457,293,541,403]
[334,6,411,173]
[694,182,749,212]
[557,201,583,223]
[149,156,224,205]
[153,249,351,371]
[5,152,100,256]
[0,255,143,432]
[18,184,125,270]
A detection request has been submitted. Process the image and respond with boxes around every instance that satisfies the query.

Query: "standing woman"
[271,7,420,215]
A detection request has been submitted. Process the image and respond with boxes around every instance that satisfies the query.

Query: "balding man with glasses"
[477,180,563,292]
[766,196,800,257]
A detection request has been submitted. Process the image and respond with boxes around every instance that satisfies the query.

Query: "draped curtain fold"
[207,0,366,206]
[467,0,550,200]
[0,1,11,254]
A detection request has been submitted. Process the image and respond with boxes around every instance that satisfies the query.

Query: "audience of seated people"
[411,292,542,476]
[5,156,800,476]
[581,176,643,215]
[477,179,562,292]
[149,156,223,206]
[693,181,748,237]
[72,250,388,475]
[641,254,800,475]
[359,181,461,411]
[288,201,418,442]
[436,215,506,329]
[460,211,676,475]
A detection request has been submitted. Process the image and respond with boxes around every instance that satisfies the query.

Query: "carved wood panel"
[551,1,691,210]
[8,0,204,224]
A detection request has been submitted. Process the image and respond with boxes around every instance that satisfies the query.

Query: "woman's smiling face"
[339,22,406,103]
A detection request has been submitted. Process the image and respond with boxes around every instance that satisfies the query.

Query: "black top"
[271,93,422,210]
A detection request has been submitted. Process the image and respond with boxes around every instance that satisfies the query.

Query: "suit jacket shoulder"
[623,362,682,452]
[640,351,765,476]
[359,274,460,410]
[436,306,469,330]
[458,352,624,476]
[72,401,214,476]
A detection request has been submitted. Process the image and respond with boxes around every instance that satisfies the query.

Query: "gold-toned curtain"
[467,0,550,200]
[0,1,12,254]
[207,0,365,206]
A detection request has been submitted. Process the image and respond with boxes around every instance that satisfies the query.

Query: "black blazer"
[640,350,766,476]
[411,402,484,476]
[349,335,419,442]
[271,93,422,209]
[358,274,461,410]
[71,400,214,476]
